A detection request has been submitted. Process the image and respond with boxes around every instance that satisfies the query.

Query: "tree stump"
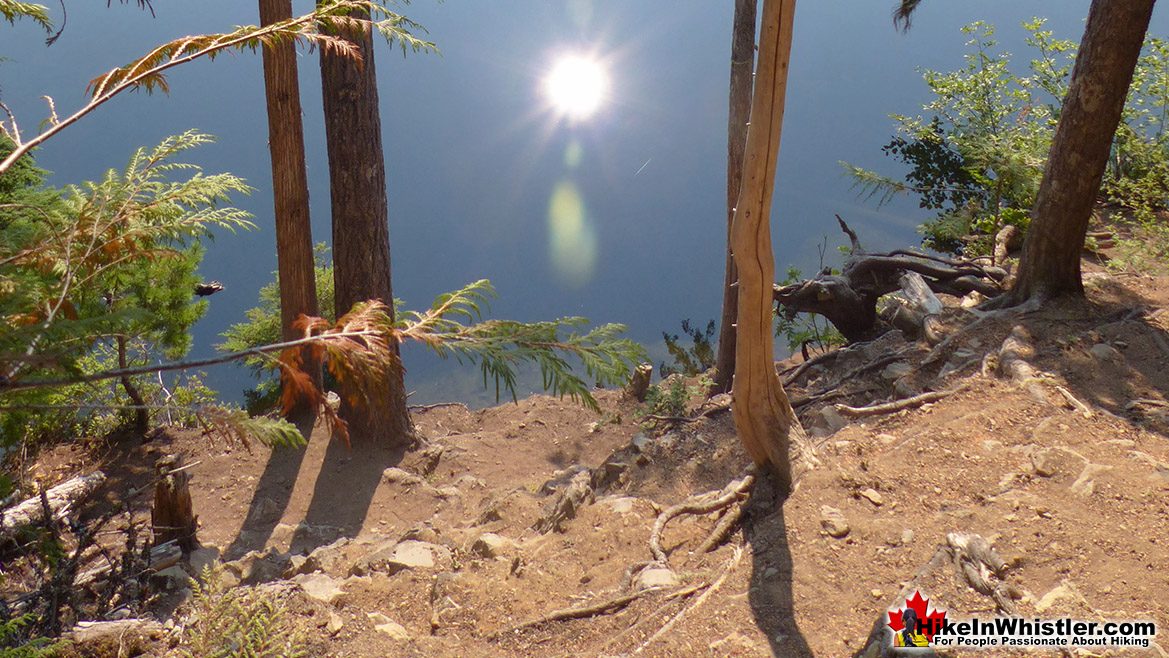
[151,455,197,553]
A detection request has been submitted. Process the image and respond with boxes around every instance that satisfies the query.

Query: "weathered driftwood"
[151,455,197,552]
[774,216,1007,343]
[67,618,164,645]
[75,540,182,588]
[0,472,106,538]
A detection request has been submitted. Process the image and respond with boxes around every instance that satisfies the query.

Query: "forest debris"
[631,545,743,655]
[0,471,106,539]
[1055,385,1093,418]
[501,590,646,635]
[834,387,964,418]
[533,470,595,534]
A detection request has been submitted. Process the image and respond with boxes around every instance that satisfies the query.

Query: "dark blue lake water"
[4,1,1166,405]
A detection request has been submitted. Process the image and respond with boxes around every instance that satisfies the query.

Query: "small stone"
[598,496,638,515]
[877,433,897,445]
[881,362,912,380]
[635,567,679,590]
[763,567,779,579]
[820,506,850,538]
[871,589,883,598]
[326,612,345,636]
[349,540,449,576]
[858,488,884,506]
[1070,463,1113,497]
[187,545,221,576]
[367,613,410,641]
[433,486,462,500]
[631,432,653,453]
[818,406,847,433]
[382,467,423,486]
[900,529,914,545]
[470,533,511,559]
[1089,343,1122,363]
[293,573,346,605]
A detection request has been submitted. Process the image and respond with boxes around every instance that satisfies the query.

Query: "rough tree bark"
[318,2,413,447]
[259,0,320,425]
[1007,0,1156,304]
[714,0,758,394]
[730,0,804,496]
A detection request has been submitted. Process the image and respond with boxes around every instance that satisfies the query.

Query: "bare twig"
[834,387,964,418]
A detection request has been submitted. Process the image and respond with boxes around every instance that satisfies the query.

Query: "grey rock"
[382,467,424,486]
[283,554,321,578]
[539,465,590,495]
[1089,343,1122,363]
[631,432,653,453]
[293,573,346,605]
[858,488,884,507]
[1070,463,1113,497]
[635,567,679,590]
[224,548,289,585]
[367,613,411,641]
[818,406,847,434]
[186,545,220,576]
[326,611,345,636]
[470,532,511,559]
[349,540,450,577]
[819,506,850,538]
[881,361,913,380]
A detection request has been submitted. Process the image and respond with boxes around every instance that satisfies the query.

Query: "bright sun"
[545,55,607,120]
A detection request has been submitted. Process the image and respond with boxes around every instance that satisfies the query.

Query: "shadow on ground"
[744,470,814,657]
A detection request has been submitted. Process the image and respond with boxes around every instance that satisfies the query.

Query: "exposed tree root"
[501,591,644,634]
[692,499,747,557]
[834,387,965,418]
[648,473,755,565]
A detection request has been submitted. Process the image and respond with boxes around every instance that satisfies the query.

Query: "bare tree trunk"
[318,2,413,447]
[714,0,757,394]
[116,335,148,436]
[1008,0,1155,303]
[260,0,320,427]
[730,0,805,496]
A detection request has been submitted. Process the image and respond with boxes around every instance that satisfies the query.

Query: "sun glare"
[545,55,607,120]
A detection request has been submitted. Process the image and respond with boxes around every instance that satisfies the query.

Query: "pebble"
[819,506,850,538]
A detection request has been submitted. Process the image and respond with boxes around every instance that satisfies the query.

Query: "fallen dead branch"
[834,387,964,418]
[505,591,644,633]
[775,216,1005,343]
[1,472,106,540]
[649,473,754,565]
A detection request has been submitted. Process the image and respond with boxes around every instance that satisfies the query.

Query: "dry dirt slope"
[23,269,1169,657]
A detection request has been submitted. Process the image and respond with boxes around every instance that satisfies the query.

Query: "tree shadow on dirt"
[743,470,813,657]
[288,431,405,553]
[224,414,406,559]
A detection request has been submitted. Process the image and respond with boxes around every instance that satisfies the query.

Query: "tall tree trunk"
[318,2,412,447]
[1008,0,1155,303]
[731,0,806,496]
[259,0,320,426]
[714,0,757,394]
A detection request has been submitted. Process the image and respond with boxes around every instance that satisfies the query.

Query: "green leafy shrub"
[0,615,59,658]
[847,19,1169,260]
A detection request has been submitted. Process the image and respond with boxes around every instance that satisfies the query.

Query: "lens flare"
[547,180,598,287]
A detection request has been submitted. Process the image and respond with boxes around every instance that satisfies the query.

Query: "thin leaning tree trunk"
[714,0,758,394]
[730,0,806,496]
[260,0,321,425]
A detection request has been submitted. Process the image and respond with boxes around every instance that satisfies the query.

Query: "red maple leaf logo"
[887,590,948,641]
